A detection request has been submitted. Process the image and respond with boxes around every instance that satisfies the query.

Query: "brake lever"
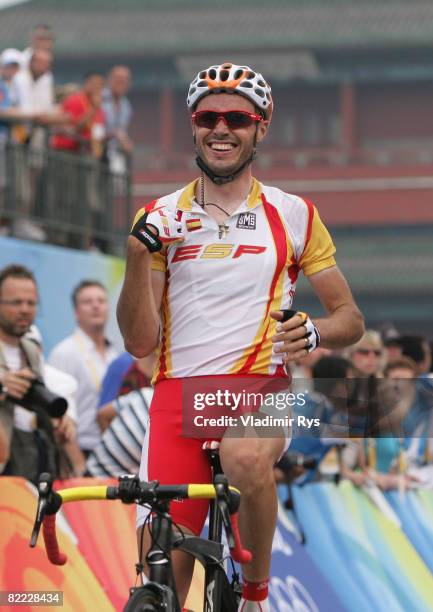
[30,472,54,548]
[214,474,252,564]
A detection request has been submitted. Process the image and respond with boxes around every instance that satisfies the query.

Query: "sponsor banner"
[269,504,344,611]
[292,481,433,612]
[0,478,115,612]
[384,489,433,573]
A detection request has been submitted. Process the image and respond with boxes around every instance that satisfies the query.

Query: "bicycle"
[30,447,251,611]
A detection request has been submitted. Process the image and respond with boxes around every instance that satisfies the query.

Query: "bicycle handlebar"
[30,473,252,566]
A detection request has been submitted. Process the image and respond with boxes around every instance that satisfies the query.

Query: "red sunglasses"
[192,110,264,130]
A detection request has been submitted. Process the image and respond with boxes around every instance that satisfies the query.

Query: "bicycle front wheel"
[123,587,162,612]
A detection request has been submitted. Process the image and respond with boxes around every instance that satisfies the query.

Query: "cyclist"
[117,62,364,611]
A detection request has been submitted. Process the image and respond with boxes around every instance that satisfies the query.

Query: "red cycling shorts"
[137,375,290,535]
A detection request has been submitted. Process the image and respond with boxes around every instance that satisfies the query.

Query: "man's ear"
[255,120,269,144]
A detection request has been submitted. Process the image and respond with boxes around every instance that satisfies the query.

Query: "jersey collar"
[176,177,263,212]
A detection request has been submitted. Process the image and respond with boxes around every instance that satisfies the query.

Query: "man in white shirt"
[49,280,118,454]
[10,48,56,241]
[12,49,54,119]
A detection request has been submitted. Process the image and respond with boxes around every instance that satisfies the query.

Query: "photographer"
[0,264,72,482]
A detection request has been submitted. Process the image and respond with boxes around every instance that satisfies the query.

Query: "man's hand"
[130,206,185,252]
[1,368,36,400]
[52,414,77,443]
[270,309,320,364]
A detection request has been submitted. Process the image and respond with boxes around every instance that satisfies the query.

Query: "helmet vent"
[239,81,253,88]
[197,80,207,87]
[234,69,244,79]
[220,69,230,81]
[247,71,255,79]
[208,68,217,79]
[254,88,265,98]
[222,63,232,69]
[199,71,206,79]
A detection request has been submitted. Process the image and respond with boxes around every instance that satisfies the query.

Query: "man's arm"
[307,266,364,348]
[271,266,364,363]
[97,401,117,432]
[117,237,165,357]
[0,419,10,465]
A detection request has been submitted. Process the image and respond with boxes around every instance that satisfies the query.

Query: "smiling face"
[192,93,268,179]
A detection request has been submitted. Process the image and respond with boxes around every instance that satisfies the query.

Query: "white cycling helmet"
[187,62,273,120]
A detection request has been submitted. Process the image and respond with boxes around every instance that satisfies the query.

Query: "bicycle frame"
[30,472,249,612]
[135,473,240,609]
[137,498,239,611]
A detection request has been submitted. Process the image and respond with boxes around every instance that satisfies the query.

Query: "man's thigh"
[136,379,212,535]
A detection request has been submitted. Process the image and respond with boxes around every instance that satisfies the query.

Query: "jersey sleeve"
[131,205,167,272]
[298,205,336,276]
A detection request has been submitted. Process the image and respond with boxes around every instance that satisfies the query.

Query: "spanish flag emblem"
[186,218,202,232]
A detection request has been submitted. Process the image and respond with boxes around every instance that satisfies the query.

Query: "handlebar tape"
[42,515,67,565]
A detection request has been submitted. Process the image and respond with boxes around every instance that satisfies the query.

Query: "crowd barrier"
[1,477,432,611]
[2,141,132,256]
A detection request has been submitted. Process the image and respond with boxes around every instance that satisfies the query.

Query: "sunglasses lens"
[194,112,218,128]
[225,112,254,128]
[194,111,258,129]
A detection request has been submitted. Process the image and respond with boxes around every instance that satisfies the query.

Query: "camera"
[13,377,68,418]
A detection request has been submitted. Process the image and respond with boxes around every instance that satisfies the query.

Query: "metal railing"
[0,136,132,256]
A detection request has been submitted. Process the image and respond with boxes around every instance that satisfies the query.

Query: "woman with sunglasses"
[118,62,364,612]
[346,329,385,377]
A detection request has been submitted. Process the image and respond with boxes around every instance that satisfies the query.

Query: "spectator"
[97,351,154,408]
[97,354,156,431]
[24,324,86,477]
[118,352,154,396]
[0,49,24,148]
[87,386,153,478]
[97,351,134,407]
[345,329,385,377]
[374,357,418,436]
[21,24,55,68]
[384,356,418,380]
[52,72,106,158]
[103,65,133,173]
[0,264,70,482]
[280,356,358,488]
[340,436,417,492]
[0,48,23,98]
[341,356,424,491]
[383,336,403,364]
[48,280,118,455]
[9,49,63,242]
[12,49,55,137]
[25,324,78,419]
[1,51,21,230]
[290,346,332,393]
[396,334,432,379]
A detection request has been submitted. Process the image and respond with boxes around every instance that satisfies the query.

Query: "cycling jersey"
[133,178,336,383]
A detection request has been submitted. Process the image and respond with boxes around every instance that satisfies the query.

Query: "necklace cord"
[199,176,231,217]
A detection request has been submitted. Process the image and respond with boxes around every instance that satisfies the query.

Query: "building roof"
[2,0,433,59]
